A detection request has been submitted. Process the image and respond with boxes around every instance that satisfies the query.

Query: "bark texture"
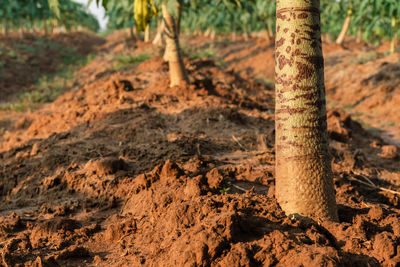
[275,0,338,221]
[162,4,189,87]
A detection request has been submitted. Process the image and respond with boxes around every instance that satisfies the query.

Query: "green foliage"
[0,0,100,33]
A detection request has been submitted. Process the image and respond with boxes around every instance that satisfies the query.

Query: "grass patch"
[349,51,390,65]
[343,104,355,111]
[182,43,218,60]
[0,53,96,112]
[112,52,151,70]
[380,121,396,128]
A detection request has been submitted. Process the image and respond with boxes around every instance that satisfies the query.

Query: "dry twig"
[348,173,400,196]
[232,135,248,151]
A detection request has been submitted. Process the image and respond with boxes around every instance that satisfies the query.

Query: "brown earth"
[0,31,399,266]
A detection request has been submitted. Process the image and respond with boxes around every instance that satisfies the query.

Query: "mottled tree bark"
[162,4,189,87]
[275,0,338,221]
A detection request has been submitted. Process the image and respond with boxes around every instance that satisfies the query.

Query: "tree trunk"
[356,25,362,43]
[3,21,9,36]
[210,30,216,40]
[204,28,211,37]
[162,4,189,87]
[390,17,397,54]
[43,20,48,36]
[129,26,137,41]
[336,11,351,45]
[144,24,150,42]
[275,0,338,221]
[243,30,250,41]
[153,20,165,47]
[177,0,182,35]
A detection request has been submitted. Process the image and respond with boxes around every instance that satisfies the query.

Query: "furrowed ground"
[0,31,399,266]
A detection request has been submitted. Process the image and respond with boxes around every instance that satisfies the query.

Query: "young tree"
[274,0,338,221]
[336,2,352,44]
[161,3,189,87]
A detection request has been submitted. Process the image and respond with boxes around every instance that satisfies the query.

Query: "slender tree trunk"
[275,0,338,221]
[265,20,274,42]
[356,24,362,43]
[162,4,189,87]
[210,29,216,40]
[3,21,9,37]
[243,29,250,41]
[129,26,137,41]
[336,10,352,45]
[144,24,150,42]
[43,20,48,36]
[204,28,211,37]
[153,20,165,47]
[390,17,398,54]
[176,0,182,35]
[30,18,36,33]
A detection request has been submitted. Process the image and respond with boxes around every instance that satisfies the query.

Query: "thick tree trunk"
[162,4,189,87]
[275,0,338,221]
[144,24,150,42]
[390,17,398,54]
[336,12,351,45]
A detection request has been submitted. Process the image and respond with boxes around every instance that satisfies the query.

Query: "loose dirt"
[0,31,399,266]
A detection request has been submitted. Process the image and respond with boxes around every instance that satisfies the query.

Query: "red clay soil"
[0,32,105,102]
[0,32,400,266]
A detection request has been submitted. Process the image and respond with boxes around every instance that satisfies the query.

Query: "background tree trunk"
[3,21,9,37]
[144,24,150,42]
[356,25,362,43]
[153,20,165,47]
[275,0,338,221]
[390,17,397,54]
[43,20,48,36]
[336,10,352,45]
[129,26,137,41]
[162,4,189,87]
[177,0,183,35]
